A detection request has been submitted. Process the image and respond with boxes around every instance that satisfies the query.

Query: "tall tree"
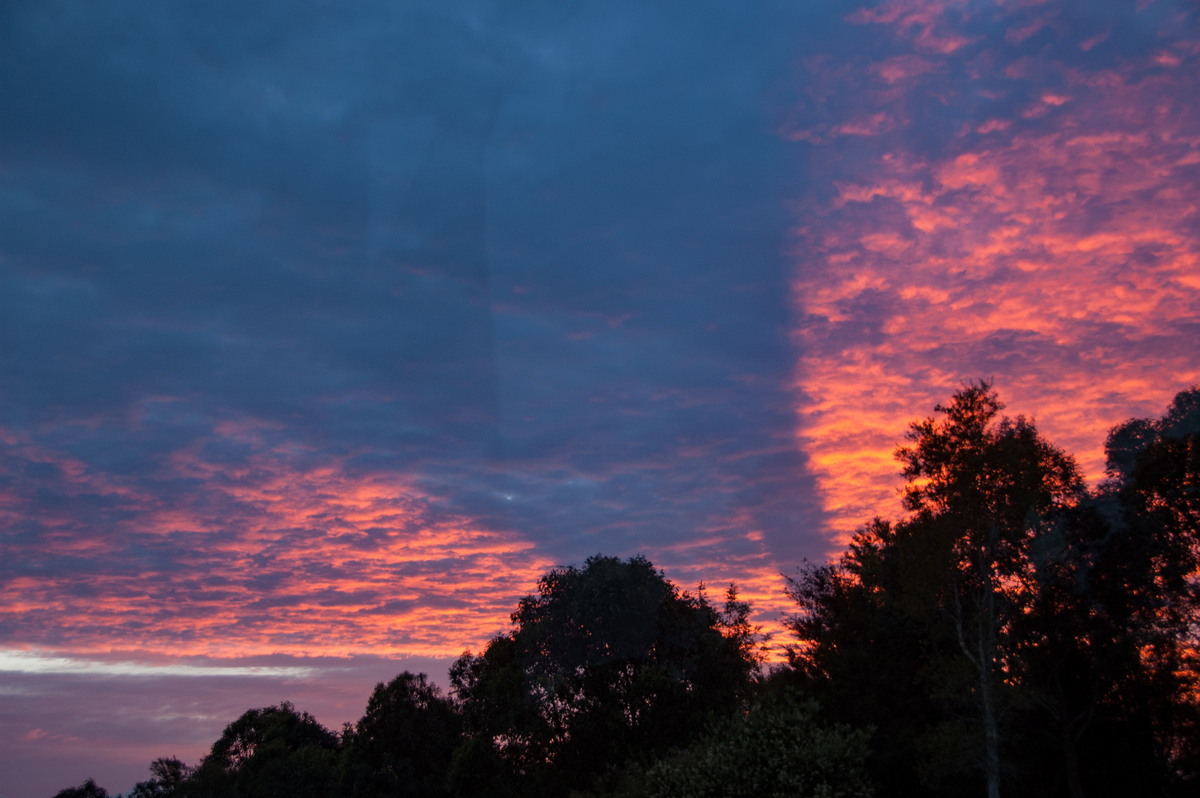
[451,554,758,796]
[894,382,1082,798]
[340,671,461,798]
[183,702,339,798]
[789,382,1083,798]
[1008,386,1200,797]
[787,518,960,797]
[1095,387,1200,791]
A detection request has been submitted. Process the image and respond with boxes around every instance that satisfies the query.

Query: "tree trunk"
[979,584,1001,798]
[1064,730,1084,798]
[979,523,1001,798]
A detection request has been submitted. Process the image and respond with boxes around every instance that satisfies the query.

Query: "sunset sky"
[2,1,1199,795]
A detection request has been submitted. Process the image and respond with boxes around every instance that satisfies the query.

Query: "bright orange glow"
[2,419,798,661]
[0,425,554,659]
[792,2,1200,548]
[651,535,800,660]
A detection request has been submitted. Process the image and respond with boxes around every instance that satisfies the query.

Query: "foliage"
[642,692,873,798]
[128,757,192,798]
[183,702,340,798]
[52,779,108,798]
[789,383,1082,796]
[787,382,1200,798]
[451,554,758,796]
[786,519,955,797]
[994,386,1200,797]
[340,671,461,798]
[715,582,771,665]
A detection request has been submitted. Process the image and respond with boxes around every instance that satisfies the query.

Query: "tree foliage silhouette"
[451,554,758,796]
[788,383,1200,798]
[52,779,108,798]
[128,757,192,798]
[643,691,873,798]
[341,671,460,798]
[184,702,339,798]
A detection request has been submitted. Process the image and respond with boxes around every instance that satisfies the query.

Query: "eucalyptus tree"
[789,382,1082,798]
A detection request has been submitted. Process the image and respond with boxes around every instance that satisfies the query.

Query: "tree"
[1092,387,1200,792]
[184,702,339,798]
[448,632,536,797]
[788,383,1083,798]
[642,692,874,798]
[1104,386,1200,622]
[451,554,758,796]
[894,382,1081,798]
[715,582,771,665]
[1003,386,1200,798]
[128,757,192,798]
[51,779,108,798]
[340,671,461,798]
[786,519,956,797]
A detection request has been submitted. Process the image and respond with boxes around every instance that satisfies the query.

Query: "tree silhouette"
[184,702,339,798]
[340,671,460,797]
[643,691,873,798]
[128,757,191,798]
[52,779,108,798]
[895,382,1081,798]
[790,382,1083,797]
[451,554,757,796]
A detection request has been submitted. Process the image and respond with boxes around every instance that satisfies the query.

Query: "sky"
[1,1,1198,795]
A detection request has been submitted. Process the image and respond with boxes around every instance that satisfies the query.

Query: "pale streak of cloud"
[791,1,1200,544]
[0,650,319,679]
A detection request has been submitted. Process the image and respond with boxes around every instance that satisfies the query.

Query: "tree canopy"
[184,702,340,798]
[450,554,760,795]
[341,671,460,798]
[787,382,1199,798]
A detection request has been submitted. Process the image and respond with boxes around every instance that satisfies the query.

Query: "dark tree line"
[55,383,1199,798]
[785,382,1200,798]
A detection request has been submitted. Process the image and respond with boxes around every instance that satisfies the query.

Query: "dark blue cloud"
[1,0,827,579]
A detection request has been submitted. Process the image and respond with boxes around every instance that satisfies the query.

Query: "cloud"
[0,1,830,692]
[0,650,319,679]
[0,427,556,657]
[790,0,1200,543]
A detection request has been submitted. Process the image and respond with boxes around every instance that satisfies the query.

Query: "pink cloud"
[849,0,977,53]
[0,426,555,660]
[791,2,1200,546]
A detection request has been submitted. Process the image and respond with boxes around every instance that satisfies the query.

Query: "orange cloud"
[3,421,800,663]
[848,0,977,54]
[0,425,554,660]
[792,2,1200,547]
